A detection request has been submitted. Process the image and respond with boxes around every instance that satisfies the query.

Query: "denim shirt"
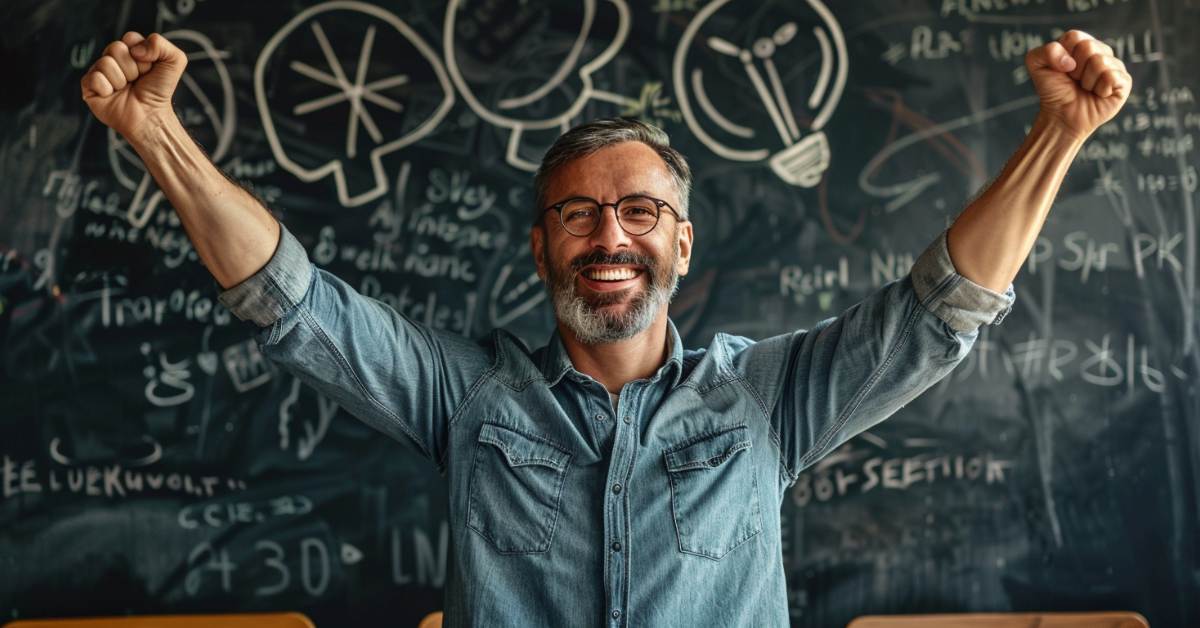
[219,225,1013,627]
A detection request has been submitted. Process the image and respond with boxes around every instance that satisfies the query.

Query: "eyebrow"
[558,190,658,201]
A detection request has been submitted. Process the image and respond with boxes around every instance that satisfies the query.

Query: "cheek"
[544,242,578,276]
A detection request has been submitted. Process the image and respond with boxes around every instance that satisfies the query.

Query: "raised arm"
[81,32,491,467]
[729,30,1131,485]
[81,31,279,289]
[947,29,1132,292]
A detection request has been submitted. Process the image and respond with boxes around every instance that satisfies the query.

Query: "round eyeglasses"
[540,195,684,237]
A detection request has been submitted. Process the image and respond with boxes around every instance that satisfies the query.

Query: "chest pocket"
[467,422,572,554]
[664,424,762,560]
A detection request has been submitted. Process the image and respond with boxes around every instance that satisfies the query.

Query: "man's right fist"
[81,31,187,140]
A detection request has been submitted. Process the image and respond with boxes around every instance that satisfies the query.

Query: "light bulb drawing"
[673,0,848,188]
[444,0,636,172]
[107,29,234,229]
[255,1,454,208]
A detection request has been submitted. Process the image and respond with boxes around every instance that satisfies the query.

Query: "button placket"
[604,387,637,627]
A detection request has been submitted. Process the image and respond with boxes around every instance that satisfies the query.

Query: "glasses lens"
[617,197,660,235]
[560,199,600,236]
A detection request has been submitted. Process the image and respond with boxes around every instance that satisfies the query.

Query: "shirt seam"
[710,333,794,487]
[267,253,305,311]
[492,332,548,392]
[916,266,958,310]
[297,306,436,462]
[258,268,292,330]
[796,295,923,473]
[733,375,793,485]
[441,336,503,471]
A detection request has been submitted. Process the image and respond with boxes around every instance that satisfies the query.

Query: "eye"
[619,201,657,222]
[563,207,595,221]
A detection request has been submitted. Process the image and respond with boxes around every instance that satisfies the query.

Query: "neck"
[557,310,671,395]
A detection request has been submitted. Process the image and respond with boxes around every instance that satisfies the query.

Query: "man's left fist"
[1026,29,1132,141]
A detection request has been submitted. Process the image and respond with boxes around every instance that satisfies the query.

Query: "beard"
[542,235,680,345]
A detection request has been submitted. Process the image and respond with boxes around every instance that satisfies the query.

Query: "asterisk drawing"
[289,21,409,158]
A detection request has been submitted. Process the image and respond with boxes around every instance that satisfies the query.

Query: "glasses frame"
[539,194,685,237]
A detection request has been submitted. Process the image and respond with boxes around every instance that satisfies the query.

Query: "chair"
[848,611,1149,628]
[3,613,314,628]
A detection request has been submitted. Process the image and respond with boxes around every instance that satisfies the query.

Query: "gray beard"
[544,243,680,345]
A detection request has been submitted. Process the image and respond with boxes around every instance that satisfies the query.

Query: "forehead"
[544,141,676,204]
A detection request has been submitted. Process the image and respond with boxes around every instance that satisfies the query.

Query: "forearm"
[130,114,280,289]
[946,112,1085,292]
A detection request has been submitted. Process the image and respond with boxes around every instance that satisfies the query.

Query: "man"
[82,29,1129,627]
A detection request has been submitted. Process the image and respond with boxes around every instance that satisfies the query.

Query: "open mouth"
[582,266,644,281]
[578,265,646,290]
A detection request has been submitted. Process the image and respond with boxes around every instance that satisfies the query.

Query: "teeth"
[585,268,639,281]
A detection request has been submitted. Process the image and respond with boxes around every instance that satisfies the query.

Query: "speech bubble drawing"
[444,0,633,171]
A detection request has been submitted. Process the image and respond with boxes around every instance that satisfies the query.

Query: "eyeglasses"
[540,195,684,237]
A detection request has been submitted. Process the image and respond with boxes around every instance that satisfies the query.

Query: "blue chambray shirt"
[218,224,1013,627]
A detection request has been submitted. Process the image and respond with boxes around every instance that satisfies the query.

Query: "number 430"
[185,538,332,598]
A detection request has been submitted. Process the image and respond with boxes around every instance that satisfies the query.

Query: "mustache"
[570,249,657,273]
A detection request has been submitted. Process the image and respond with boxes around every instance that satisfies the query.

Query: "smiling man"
[83,28,1129,628]
[531,134,695,403]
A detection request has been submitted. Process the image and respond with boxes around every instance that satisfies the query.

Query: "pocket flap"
[478,423,571,471]
[664,425,753,472]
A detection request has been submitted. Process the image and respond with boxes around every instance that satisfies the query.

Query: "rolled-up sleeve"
[909,229,1015,333]
[217,225,313,328]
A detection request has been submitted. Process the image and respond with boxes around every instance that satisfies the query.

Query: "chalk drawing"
[444,0,635,171]
[674,0,847,187]
[255,1,454,207]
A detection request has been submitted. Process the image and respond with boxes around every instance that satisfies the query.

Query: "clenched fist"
[80,31,187,141]
[1026,29,1132,141]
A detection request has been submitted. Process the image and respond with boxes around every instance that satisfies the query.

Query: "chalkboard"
[2,0,1198,626]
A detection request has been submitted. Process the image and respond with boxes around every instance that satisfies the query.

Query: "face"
[530,142,694,344]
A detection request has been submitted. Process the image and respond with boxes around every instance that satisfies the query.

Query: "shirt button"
[611,541,622,551]
[594,413,605,422]
[612,483,622,494]
[623,415,632,424]
[611,610,621,619]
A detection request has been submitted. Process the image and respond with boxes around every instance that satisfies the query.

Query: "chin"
[583,285,643,307]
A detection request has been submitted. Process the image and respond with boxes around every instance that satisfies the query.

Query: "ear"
[675,221,694,277]
[530,224,548,280]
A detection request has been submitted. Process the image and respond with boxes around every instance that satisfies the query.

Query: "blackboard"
[2,0,1198,626]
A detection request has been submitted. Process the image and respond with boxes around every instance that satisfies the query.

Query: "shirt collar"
[539,318,685,389]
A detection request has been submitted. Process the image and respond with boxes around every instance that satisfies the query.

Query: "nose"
[586,204,632,251]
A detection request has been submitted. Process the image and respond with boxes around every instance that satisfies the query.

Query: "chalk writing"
[392,521,449,587]
[185,536,334,598]
[359,275,477,336]
[178,495,315,529]
[0,457,246,500]
[956,331,1181,394]
[792,450,1014,507]
[780,257,849,307]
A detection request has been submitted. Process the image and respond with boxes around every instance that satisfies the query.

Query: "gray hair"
[532,117,692,224]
